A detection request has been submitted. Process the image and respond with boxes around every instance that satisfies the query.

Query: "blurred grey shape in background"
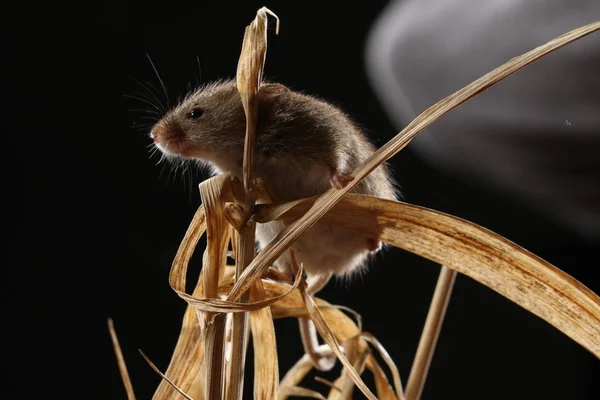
[365,0,600,240]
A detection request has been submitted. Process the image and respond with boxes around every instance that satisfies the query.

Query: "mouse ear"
[259,82,290,97]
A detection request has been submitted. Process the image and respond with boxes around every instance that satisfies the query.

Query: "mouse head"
[150,80,290,172]
[150,80,247,166]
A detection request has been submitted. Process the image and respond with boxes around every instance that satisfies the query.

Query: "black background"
[11,0,599,399]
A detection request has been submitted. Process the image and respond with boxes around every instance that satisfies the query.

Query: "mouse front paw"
[329,170,353,189]
[366,238,382,252]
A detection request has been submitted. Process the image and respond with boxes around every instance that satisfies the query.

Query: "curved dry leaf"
[257,194,600,358]
[236,6,278,188]
[199,174,236,399]
[365,355,399,400]
[265,282,363,344]
[168,204,207,296]
[227,22,600,304]
[362,333,404,400]
[180,263,304,314]
[199,174,233,304]
[152,308,206,399]
[279,386,327,400]
[269,305,362,332]
[249,279,279,399]
[154,203,207,399]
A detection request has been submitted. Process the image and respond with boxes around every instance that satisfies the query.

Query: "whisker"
[130,88,157,103]
[138,116,159,122]
[147,146,159,158]
[146,54,170,110]
[130,76,167,114]
[124,94,162,113]
[128,88,162,110]
[131,122,152,130]
[196,56,202,85]
[127,108,161,117]
[156,154,167,167]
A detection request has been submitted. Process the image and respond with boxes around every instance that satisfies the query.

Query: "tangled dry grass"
[109,8,600,400]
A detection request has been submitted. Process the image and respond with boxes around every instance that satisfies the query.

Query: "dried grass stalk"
[108,319,136,400]
[140,350,193,400]
[405,266,456,400]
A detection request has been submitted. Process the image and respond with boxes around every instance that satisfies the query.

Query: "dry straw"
[109,8,600,400]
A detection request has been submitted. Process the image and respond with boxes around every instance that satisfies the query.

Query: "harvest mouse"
[150,79,397,368]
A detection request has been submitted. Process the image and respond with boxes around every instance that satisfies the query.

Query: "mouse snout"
[149,120,192,156]
[150,124,166,143]
[150,128,160,142]
[150,120,183,144]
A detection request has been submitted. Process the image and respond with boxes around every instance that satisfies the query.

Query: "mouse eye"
[188,108,204,119]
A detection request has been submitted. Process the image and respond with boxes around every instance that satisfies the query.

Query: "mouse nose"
[150,127,158,142]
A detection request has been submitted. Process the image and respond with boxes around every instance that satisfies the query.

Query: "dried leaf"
[152,308,206,399]
[365,355,399,400]
[236,6,278,188]
[362,333,403,400]
[258,194,600,358]
[200,175,233,305]
[154,204,207,399]
[267,286,361,343]
[279,386,327,400]
[249,279,279,399]
[227,22,600,304]
[199,174,237,399]
[183,262,304,314]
